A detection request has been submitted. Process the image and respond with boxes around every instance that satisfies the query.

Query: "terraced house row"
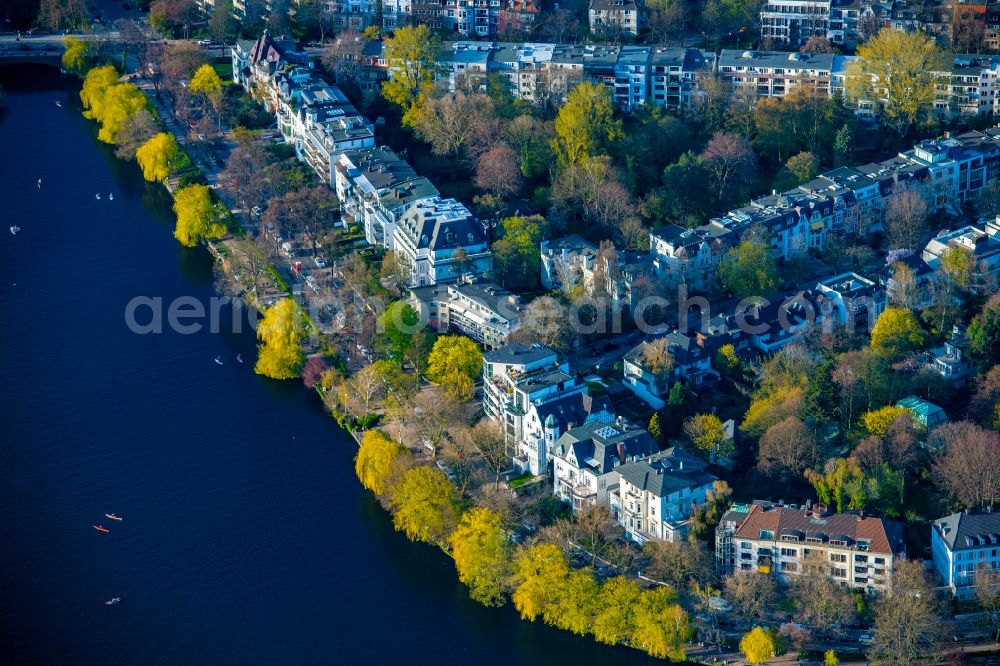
[342,41,1000,121]
[233,32,503,342]
[650,129,1000,291]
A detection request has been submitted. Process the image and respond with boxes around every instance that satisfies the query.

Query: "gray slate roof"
[935,510,1000,551]
[616,447,717,497]
[555,419,657,475]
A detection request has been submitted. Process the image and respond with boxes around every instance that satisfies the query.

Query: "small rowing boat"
[105,513,122,521]
[93,525,110,533]
[104,597,121,606]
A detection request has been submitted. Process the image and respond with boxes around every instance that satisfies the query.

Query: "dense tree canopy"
[354,429,408,496]
[255,298,305,380]
[449,507,513,607]
[845,28,940,137]
[389,465,461,546]
[172,184,226,247]
[136,132,182,182]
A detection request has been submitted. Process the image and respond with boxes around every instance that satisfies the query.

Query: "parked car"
[314,256,327,268]
[858,633,873,645]
[435,460,456,481]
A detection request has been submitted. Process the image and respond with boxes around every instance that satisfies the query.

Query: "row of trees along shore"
[67,42,305,381]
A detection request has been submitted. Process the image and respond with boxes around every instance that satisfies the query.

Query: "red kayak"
[93,525,110,533]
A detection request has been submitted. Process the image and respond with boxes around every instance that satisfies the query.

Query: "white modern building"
[410,279,522,349]
[392,197,492,287]
[553,418,658,511]
[482,344,615,476]
[932,509,1000,598]
[609,447,718,544]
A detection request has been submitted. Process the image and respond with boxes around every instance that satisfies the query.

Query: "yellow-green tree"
[189,63,223,113]
[255,298,305,380]
[870,307,924,359]
[388,466,461,546]
[592,576,643,645]
[80,65,119,121]
[552,81,623,169]
[96,83,148,144]
[512,542,571,622]
[550,568,599,634]
[740,626,780,665]
[941,245,975,290]
[719,241,779,299]
[861,405,911,439]
[381,24,440,115]
[715,343,741,376]
[449,507,513,607]
[355,429,408,496]
[741,385,806,438]
[683,414,733,458]
[426,335,483,386]
[135,132,181,181]
[61,35,90,73]
[824,649,839,666]
[172,184,226,247]
[845,28,940,137]
[632,586,691,660]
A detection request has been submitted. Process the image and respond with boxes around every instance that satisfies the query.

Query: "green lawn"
[213,62,234,82]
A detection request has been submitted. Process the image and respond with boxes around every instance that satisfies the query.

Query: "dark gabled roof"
[616,447,717,498]
[535,391,615,433]
[935,509,1000,551]
[555,419,657,475]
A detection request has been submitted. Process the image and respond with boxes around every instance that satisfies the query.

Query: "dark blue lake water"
[0,64,663,665]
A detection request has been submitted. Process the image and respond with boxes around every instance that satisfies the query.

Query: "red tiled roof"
[732,505,904,556]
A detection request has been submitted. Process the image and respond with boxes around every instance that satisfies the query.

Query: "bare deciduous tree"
[723,571,777,621]
[758,416,819,480]
[870,559,942,665]
[700,131,757,203]
[884,187,930,251]
[475,144,523,199]
[931,422,1000,508]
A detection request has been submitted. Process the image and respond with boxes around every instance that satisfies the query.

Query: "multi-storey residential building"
[232,31,306,94]
[760,0,832,46]
[553,418,658,511]
[482,344,615,476]
[409,279,522,349]
[923,217,1000,286]
[717,501,770,575]
[392,197,492,287]
[717,50,835,99]
[902,135,990,207]
[588,0,647,36]
[540,235,597,292]
[924,324,972,386]
[332,146,439,248]
[497,0,540,35]
[609,447,719,543]
[649,47,714,111]
[827,0,892,47]
[613,46,651,112]
[932,508,1000,598]
[623,333,718,410]
[649,223,738,292]
[727,502,905,593]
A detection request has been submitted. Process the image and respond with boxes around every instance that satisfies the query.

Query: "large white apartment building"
[392,197,492,287]
[332,146,438,248]
[760,0,832,46]
[726,502,905,594]
[609,447,718,543]
[553,418,658,511]
[482,344,615,476]
[409,279,522,349]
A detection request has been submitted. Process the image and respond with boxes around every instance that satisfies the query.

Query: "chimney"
[805,500,812,513]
